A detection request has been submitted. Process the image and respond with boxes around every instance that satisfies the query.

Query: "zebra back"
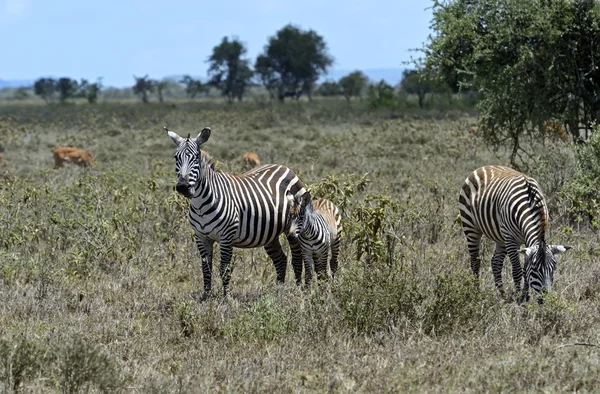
[312,199,342,238]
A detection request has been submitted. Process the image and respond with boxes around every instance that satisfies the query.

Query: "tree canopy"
[255,24,333,101]
[207,37,254,103]
[421,0,600,164]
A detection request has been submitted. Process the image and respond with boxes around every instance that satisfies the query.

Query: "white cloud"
[3,0,31,17]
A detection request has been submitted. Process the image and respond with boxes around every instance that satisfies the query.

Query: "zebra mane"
[525,178,547,243]
[200,150,217,171]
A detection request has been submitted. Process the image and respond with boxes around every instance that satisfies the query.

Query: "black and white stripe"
[166,127,306,297]
[458,165,570,303]
[288,191,342,284]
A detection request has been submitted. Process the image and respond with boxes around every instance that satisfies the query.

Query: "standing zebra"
[288,191,342,284]
[458,165,570,303]
[165,126,306,297]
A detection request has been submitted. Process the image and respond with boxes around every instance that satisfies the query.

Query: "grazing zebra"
[288,191,342,284]
[165,126,306,297]
[241,152,261,172]
[458,165,570,303]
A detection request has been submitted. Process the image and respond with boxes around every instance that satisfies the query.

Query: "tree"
[317,81,342,97]
[132,75,155,103]
[78,78,103,104]
[367,80,396,108]
[13,88,29,100]
[56,78,79,103]
[421,0,600,164]
[339,71,369,101]
[33,78,56,103]
[179,75,206,99]
[400,69,442,108]
[207,37,254,103]
[255,24,333,102]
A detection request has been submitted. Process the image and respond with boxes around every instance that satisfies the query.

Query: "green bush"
[559,129,600,229]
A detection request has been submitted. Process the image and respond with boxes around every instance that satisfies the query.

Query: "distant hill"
[0,79,34,89]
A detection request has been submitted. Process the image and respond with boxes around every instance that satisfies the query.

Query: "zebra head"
[520,243,571,300]
[165,126,212,199]
[287,190,312,237]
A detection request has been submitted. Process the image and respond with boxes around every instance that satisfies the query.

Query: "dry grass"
[0,101,599,393]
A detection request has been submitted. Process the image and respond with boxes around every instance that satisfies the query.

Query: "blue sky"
[0,0,434,87]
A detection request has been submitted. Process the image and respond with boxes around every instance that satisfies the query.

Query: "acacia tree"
[179,75,207,98]
[207,37,254,103]
[132,75,155,103]
[255,24,333,102]
[33,78,56,103]
[78,78,103,104]
[421,0,600,165]
[339,71,368,101]
[56,78,79,103]
[400,69,445,108]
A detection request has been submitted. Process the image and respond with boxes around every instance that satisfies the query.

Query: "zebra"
[458,165,571,303]
[287,190,342,284]
[165,126,306,297]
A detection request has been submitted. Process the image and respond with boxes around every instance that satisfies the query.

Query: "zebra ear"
[519,247,530,255]
[196,127,212,146]
[551,245,571,255]
[165,127,185,146]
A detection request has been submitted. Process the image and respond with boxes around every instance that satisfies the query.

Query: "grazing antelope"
[165,126,306,297]
[53,147,97,169]
[459,165,570,304]
[241,151,261,172]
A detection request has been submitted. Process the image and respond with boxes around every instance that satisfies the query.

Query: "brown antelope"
[241,151,261,172]
[543,121,569,143]
[53,147,97,169]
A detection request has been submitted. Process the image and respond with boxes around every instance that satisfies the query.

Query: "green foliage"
[422,0,600,164]
[33,78,56,103]
[367,80,396,109]
[559,128,600,229]
[207,36,254,103]
[339,71,369,101]
[400,69,449,109]
[316,80,341,97]
[422,272,497,336]
[13,88,29,100]
[225,296,292,343]
[255,24,333,102]
[0,336,45,392]
[56,336,121,394]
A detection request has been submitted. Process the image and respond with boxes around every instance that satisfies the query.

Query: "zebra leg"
[330,235,341,279]
[315,251,329,282]
[465,232,482,280]
[491,244,507,298]
[506,242,527,304]
[264,238,287,284]
[304,251,314,286]
[195,235,214,299]
[219,241,234,297]
[287,234,304,286]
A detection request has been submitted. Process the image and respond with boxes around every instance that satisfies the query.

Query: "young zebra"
[165,127,306,297]
[288,191,342,284]
[458,165,571,303]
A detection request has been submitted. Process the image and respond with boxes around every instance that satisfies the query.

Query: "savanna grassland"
[1,100,600,393]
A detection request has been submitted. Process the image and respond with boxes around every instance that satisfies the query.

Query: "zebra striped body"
[166,127,306,297]
[458,165,569,303]
[289,192,342,284]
